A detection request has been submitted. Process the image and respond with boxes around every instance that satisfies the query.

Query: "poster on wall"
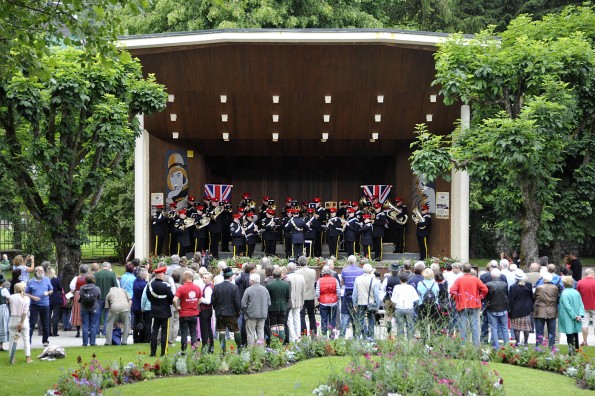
[436,191,450,219]
[165,150,189,210]
[411,174,436,214]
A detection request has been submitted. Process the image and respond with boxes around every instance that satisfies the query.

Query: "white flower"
[565,366,578,377]
[312,384,332,395]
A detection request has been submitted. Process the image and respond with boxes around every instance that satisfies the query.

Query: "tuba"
[412,208,424,224]
[183,217,196,229]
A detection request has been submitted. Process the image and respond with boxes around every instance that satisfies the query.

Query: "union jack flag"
[204,184,233,202]
[361,185,392,203]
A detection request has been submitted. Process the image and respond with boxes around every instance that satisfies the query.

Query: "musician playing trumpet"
[261,209,279,256]
[230,213,245,257]
[193,205,209,253]
[174,208,192,256]
[416,204,432,260]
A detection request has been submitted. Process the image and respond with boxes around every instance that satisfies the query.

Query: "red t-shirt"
[577,277,595,310]
[175,282,202,317]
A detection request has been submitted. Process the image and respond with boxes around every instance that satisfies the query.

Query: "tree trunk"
[519,180,541,269]
[549,240,563,267]
[54,235,82,274]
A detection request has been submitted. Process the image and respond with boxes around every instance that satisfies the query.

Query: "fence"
[0,219,117,259]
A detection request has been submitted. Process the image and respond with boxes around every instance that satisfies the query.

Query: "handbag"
[136,318,145,331]
[367,277,378,311]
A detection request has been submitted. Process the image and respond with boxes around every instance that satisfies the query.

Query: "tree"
[89,171,135,263]
[410,6,595,266]
[0,47,167,271]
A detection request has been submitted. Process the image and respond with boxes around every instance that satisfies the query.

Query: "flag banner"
[204,184,233,202]
[361,185,393,203]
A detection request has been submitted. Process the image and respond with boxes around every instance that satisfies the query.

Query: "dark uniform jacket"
[285,217,309,244]
[360,222,373,245]
[152,212,168,236]
[174,218,191,246]
[212,280,241,317]
[372,212,388,237]
[244,222,258,244]
[327,217,343,237]
[146,278,174,318]
[416,213,432,238]
[344,217,361,242]
[230,222,244,247]
[261,217,278,241]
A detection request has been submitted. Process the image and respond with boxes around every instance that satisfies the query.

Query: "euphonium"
[383,199,402,216]
[412,208,423,224]
[269,204,277,211]
[396,213,408,225]
[248,200,256,209]
[183,217,196,229]
[212,205,224,219]
[197,217,211,229]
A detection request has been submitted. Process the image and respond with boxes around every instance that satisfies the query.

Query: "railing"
[0,219,117,259]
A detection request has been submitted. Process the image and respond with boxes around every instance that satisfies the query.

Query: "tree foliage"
[410,6,595,265]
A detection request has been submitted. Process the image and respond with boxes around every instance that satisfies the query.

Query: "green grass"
[2,342,594,396]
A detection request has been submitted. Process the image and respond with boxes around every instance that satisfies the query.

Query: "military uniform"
[314,202,326,257]
[372,206,388,261]
[244,216,258,257]
[394,199,408,253]
[193,207,209,253]
[304,211,317,257]
[360,217,373,258]
[230,215,245,257]
[207,203,222,258]
[261,211,278,256]
[326,210,342,258]
[167,206,178,255]
[151,206,168,256]
[416,207,431,260]
[284,211,309,258]
[174,209,192,257]
[343,212,361,257]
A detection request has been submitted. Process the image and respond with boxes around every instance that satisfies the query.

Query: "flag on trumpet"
[204,184,233,202]
[361,185,392,203]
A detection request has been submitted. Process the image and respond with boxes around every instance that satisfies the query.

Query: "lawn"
[2,343,594,395]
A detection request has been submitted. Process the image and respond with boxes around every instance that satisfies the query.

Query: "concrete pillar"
[450,105,470,262]
[134,115,150,259]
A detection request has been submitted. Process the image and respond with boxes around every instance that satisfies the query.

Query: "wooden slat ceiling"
[134,42,460,157]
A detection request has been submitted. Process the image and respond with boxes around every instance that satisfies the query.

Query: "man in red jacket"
[577,268,595,346]
[450,263,488,346]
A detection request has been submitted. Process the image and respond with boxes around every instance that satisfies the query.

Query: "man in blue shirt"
[339,255,364,337]
[25,266,53,347]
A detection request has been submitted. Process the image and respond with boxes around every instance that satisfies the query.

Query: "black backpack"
[420,282,437,306]
[80,287,95,308]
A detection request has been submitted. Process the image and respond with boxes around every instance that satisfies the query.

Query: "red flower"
[230,345,235,350]
[341,384,349,394]
[112,370,119,377]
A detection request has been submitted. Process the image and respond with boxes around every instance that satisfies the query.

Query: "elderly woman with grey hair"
[316,266,341,338]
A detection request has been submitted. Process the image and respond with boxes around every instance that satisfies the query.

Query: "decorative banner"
[412,175,436,214]
[204,184,233,202]
[361,185,393,203]
[436,191,450,219]
[165,150,189,210]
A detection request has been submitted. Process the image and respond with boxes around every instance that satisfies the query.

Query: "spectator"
[60,264,76,332]
[499,259,515,288]
[199,272,214,353]
[14,255,34,283]
[286,262,305,342]
[94,262,119,337]
[8,282,31,363]
[534,272,559,348]
[131,268,150,343]
[69,264,89,338]
[417,268,440,340]
[525,263,542,287]
[576,268,595,346]
[352,264,380,339]
[25,266,52,347]
[558,276,585,355]
[241,273,270,346]
[105,285,132,345]
[212,267,242,352]
[508,269,534,346]
[147,267,174,357]
[0,275,9,350]
[339,255,364,337]
[79,275,101,347]
[119,263,136,299]
[316,265,340,338]
[47,268,63,337]
[173,270,202,352]
[566,251,583,282]
[391,273,419,340]
[0,254,10,278]
[407,261,426,289]
[296,256,317,336]
[265,267,290,343]
[484,269,509,349]
[382,263,401,336]
[450,263,488,346]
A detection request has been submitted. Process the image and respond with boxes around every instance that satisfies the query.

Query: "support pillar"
[450,105,470,262]
[134,115,150,259]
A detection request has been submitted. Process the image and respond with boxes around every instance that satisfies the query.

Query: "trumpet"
[412,208,424,224]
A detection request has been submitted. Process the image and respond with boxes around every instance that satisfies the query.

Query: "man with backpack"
[416,268,440,340]
[79,275,101,347]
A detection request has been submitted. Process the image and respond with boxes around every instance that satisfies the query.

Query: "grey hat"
[390,262,400,272]
[514,269,527,281]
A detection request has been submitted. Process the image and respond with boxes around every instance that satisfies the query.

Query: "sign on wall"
[436,191,450,219]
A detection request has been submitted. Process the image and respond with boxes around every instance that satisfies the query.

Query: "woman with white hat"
[508,269,534,346]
